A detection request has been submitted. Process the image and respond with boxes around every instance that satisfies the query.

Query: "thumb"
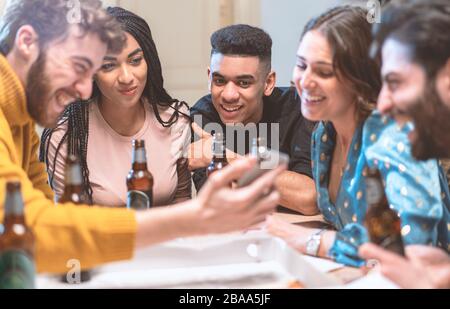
[191,122,211,139]
[199,157,256,198]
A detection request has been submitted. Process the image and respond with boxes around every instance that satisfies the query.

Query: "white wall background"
[0,0,6,14]
[261,0,343,86]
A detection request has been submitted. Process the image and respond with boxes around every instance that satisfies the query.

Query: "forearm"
[30,201,136,273]
[431,264,450,289]
[298,229,335,259]
[317,231,336,258]
[275,171,318,215]
[279,223,336,259]
[135,200,200,248]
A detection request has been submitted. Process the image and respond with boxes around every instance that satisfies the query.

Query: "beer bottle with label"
[0,181,35,289]
[127,140,154,210]
[58,154,92,283]
[206,132,229,177]
[364,168,405,256]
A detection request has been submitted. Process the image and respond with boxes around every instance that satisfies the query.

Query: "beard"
[25,52,55,128]
[407,79,450,161]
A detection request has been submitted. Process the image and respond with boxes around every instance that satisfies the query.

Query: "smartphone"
[237,149,289,187]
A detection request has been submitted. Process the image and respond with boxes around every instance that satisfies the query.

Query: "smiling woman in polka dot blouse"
[266,6,449,267]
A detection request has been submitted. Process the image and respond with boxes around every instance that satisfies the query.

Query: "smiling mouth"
[220,104,243,113]
[302,94,326,104]
[119,86,138,95]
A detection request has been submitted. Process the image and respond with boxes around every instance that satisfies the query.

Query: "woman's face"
[95,32,148,108]
[292,30,356,123]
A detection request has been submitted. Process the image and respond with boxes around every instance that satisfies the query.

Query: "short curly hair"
[0,0,126,55]
[210,24,272,73]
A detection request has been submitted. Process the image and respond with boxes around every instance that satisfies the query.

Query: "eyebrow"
[383,72,401,81]
[236,75,255,80]
[128,48,143,58]
[72,56,93,69]
[212,72,255,80]
[297,56,332,66]
[103,48,143,62]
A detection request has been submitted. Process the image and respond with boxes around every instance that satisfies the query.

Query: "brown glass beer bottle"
[58,155,92,283]
[126,140,154,210]
[59,155,85,205]
[0,182,35,289]
[364,168,405,256]
[206,132,229,177]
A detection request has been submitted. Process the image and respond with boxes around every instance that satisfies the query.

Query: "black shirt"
[190,87,315,202]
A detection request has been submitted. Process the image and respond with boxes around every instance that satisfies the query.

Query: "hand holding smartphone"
[237,149,289,188]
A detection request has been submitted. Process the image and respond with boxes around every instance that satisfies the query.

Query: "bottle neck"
[212,140,226,159]
[4,190,24,218]
[365,176,387,206]
[65,164,83,186]
[251,137,267,157]
[251,145,259,158]
[132,147,148,169]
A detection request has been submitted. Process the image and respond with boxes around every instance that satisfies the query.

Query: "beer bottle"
[127,140,154,210]
[364,168,405,256]
[0,182,35,289]
[58,154,91,283]
[206,132,229,177]
[59,155,85,204]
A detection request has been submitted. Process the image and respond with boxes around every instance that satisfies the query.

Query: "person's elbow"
[295,188,319,215]
[277,173,318,215]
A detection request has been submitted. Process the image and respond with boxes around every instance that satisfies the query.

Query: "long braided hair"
[40,7,190,203]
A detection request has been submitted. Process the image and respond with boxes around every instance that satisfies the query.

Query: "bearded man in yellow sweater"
[0,0,283,274]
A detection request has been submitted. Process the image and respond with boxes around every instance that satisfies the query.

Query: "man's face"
[26,25,107,128]
[379,38,450,159]
[208,53,274,125]
[378,39,425,123]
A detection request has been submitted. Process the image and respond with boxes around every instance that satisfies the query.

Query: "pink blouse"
[47,100,191,207]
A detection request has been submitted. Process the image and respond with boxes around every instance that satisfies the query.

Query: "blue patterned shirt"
[311,111,450,267]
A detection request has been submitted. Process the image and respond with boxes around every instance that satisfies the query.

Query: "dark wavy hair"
[372,0,450,80]
[40,7,190,203]
[301,6,382,124]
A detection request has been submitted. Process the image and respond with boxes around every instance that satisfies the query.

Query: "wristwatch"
[306,229,326,256]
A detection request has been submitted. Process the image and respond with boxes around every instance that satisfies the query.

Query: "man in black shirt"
[188,24,317,215]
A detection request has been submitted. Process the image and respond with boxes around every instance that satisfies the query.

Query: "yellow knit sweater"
[0,54,137,274]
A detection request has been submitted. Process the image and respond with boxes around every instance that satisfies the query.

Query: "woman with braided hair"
[40,7,192,206]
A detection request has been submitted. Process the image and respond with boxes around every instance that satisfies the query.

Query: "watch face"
[306,231,323,256]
